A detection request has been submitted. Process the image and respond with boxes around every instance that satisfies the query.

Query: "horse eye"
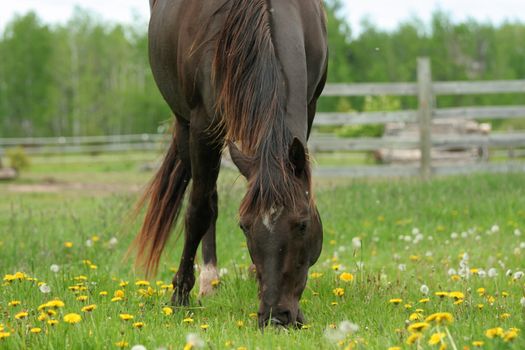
[239,223,248,234]
[297,222,308,234]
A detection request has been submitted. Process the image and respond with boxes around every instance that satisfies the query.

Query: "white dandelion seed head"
[324,328,346,343]
[461,232,468,238]
[398,264,406,272]
[373,236,380,242]
[513,271,524,280]
[39,284,51,294]
[185,333,204,348]
[448,268,457,276]
[339,320,359,334]
[420,284,429,295]
[477,269,486,278]
[131,345,147,350]
[404,235,412,243]
[514,247,521,255]
[506,269,513,277]
[425,251,432,257]
[412,228,420,235]
[219,268,228,277]
[451,232,458,239]
[356,261,364,269]
[50,264,60,273]
[491,225,500,233]
[108,237,118,247]
[85,239,93,247]
[393,254,400,261]
[520,297,525,307]
[338,246,347,252]
[427,235,433,241]
[514,229,522,237]
[488,268,498,278]
[352,237,362,249]
[475,235,481,241]
[520,242,525,249]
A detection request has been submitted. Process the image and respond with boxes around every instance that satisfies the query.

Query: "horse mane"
[212,0,312,216]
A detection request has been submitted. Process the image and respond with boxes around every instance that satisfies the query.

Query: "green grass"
[1,156,525,349]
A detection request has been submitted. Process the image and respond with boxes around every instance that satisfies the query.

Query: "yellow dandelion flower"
[248,312,257,319]
[477,288,485,296]
[211,279,220,287]
[47,300,65,308]
[63,313,82,324]
[46,309,57,316]
[301,324,311,329]
[389,298,402,305]
[425,312,454,324]
[89,265,97,270]
[47,320,59,326]
[119,314,134,321]
[8,300,21,307]
[64,242,73,248]
[115,340,129,348]
[404,304,413,309]
[499,313,511,320]
[331,264,341,271]
[450,275,461,281]
[407,322,430,333]
[160,284,173,290]
[162,307,173,316]
[236,320,244,328]
[310,272,323,279]
[485,327,504,339]
[409,255,421,262]
[448,291,464,300]
[38,313,47,321]
[409,312,423,321]
[453,299,464,305]
[333,288,345,297]
[419,298,430,303]
[0,332,10,340]
[111,297,123,302]
[472,341,484,347]
[114,290,125,298]
[388,347,402,350]
[30,327,41,334]
[477,304,484,310]
[331,301,338,306]
[81,304,97,312]
[339,272,354,282]
[135,280,150,287]
[435,292,449,298]
[132,322,145,329]
[428,332,446,345]
[183,317,194,324]
[503,329,518,342]
[200,324,209,330]
[119,281,129,287]
[15,311,28,320]
[406,333,423,345]
[487,295,496,305]
[501,291,509,298]
[76,295,88,302]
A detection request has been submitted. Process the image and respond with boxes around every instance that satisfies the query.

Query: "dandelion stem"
[444,326,458,350]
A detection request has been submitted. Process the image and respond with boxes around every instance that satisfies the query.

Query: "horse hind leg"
[171,107,223,306]
[198,188,220,297]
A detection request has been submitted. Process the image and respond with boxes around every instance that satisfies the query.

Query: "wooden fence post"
[417,57,433,180]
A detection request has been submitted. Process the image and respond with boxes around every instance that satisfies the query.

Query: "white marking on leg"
[199,264,219,297]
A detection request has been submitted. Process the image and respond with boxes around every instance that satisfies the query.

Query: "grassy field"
[1,153,525,349]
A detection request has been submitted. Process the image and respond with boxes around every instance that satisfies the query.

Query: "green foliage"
[0,8,524,137]
[6,146,30,171]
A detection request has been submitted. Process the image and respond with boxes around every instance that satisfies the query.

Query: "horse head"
[229,138,323,328]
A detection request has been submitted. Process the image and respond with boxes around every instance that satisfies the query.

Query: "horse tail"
[129,134,190,278]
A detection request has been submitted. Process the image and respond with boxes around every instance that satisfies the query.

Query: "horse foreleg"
[171,113,222,306]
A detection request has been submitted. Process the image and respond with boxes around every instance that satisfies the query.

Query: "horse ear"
[228,141,252,178]
[289,137,306,176]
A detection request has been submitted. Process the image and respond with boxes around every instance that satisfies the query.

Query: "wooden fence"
[1,57,524,178]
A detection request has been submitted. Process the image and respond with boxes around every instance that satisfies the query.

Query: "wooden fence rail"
[1,57,524,178]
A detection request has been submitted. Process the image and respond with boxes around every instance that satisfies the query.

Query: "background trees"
[0,3,524,137]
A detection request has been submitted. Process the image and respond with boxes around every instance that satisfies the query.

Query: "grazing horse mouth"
[258,309,305,329]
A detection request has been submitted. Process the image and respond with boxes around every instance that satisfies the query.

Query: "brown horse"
[131,0,328,328]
